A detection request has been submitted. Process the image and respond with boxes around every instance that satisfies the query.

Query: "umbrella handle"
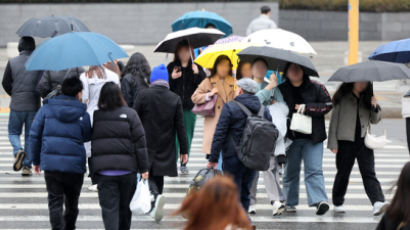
[187,39,194,63]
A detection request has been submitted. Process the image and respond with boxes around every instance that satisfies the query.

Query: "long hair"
[173,40,194,63]
[236,61,250,80]
[282,62,310,84]
[210,55,233,77]
[386,162,410,223]
[173,175,252,230]
[332,82,373,109]
[85,66,106,79]
[98,82,126,110]
[122,52,151,86]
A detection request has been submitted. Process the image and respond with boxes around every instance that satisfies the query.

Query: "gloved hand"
[276,155,287,167]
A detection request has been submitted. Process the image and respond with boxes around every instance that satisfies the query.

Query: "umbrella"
[154,27,225,53]
[172,10,232,36]
[237,46,319,77]
[245,29,317,55]
[195,42,256,69]
[214,35,244,44]
[25,32,128,71]
[17,16,89,38]
[328,60,410,82]
[369,38,410,63]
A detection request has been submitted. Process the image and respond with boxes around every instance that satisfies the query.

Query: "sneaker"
[373,201,389,216]
[334,205,346,213]
[248,205,256,214]
[13,150,26,171]
[88,184,98,192]
[150,194,165,222]
[316,201,330,215]
[285,205,296,213]
[21,166,32,176]
[180,165,189,175]
[272,201,285,216]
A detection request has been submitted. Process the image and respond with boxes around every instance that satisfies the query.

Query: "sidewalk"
[0,41,407,118]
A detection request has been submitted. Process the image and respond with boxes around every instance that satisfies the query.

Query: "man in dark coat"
[37,68,85,99]
[134,64,188,222]
[207,78,272,212]
[2,36,42,176]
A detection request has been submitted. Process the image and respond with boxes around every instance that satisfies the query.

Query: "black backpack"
[231,101,279,171]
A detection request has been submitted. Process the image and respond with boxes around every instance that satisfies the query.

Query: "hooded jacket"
[209,94,272,162]
[29,95,92,174]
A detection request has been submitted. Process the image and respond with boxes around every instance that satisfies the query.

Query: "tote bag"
[290,104,312,135]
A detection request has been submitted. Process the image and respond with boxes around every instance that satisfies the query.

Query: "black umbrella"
[328,60,410,82]
[17,16,90,38]
[154,27,225,53]
[237,46,319,77]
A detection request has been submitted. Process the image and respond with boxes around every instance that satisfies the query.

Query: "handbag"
[129,179,151,215]
[192,95,217,117]
[290,104,312,135]
[365,126,390,150]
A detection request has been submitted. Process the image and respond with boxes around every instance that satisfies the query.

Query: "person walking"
[377,162,410,230]
[236,61,252,80]
[174,175,253,230]
[90,82,149,230]
[192,55,236,168]
[207,78,272,212]
[30,77,92,230]
[246,5,277,35]
[2,36,42,176]
[121,52,151,108]
[328,82,388,216]
[134,64,188,223]
[80,65,120,191]
[37,68,85,99]
[168,40,206,175]
[277,63,332,215]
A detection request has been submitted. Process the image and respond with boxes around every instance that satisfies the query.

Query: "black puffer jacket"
[167,60,206,110]
[278,77,332,144]
[90,106,149,176]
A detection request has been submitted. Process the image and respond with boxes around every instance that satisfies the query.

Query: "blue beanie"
[150,64,169,83]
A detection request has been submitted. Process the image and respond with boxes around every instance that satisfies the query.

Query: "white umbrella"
[154,27,225,53]
[245,28,317,55]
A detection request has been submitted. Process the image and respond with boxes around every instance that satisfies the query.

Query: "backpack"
[187,168,222,194]
[231,101,279,171]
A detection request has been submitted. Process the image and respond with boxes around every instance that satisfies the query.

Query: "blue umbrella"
[172,10,233,36]
[369,38,410,63]
[26,32,128,71]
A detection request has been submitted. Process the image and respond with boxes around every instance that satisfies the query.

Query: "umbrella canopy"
[245,29,317,55]
[214,35,244,44]
[328,60,410,82]
[154,27,225,53]
[25,32,128,71]
[369,38,410,63]
[172,10,232,36]
[17,16,89,38]
[237,46,319,77]
[195,42,257,69]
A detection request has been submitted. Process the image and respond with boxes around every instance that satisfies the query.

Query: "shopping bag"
[130,179,151,215]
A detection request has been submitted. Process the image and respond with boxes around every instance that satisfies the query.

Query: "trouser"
[332,140,385,206]
[283,139,328,207]
[177,110,197,165]
[8,110,37,168]
[149,174,164,197]
[96,173,136,230]
[406,118,410,155]
[250,156,286,205]
[44,171,84,230]
[222,154,256,212]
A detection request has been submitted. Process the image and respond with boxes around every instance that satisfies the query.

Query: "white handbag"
[290,104,312,135]
[364,126,391,150]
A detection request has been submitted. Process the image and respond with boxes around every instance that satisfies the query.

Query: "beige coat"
[192,75,236,154]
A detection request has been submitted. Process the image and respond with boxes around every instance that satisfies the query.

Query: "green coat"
[327,93,381,150]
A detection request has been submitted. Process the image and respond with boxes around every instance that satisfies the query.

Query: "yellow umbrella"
[194,42,257,69]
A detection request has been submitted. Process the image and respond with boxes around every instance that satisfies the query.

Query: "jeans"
[96,173,136,230]
[222,154,256,212]
[332,140,385,206]
[8,110,37,168]
[283,139,328,207]
[44,171,84,230]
